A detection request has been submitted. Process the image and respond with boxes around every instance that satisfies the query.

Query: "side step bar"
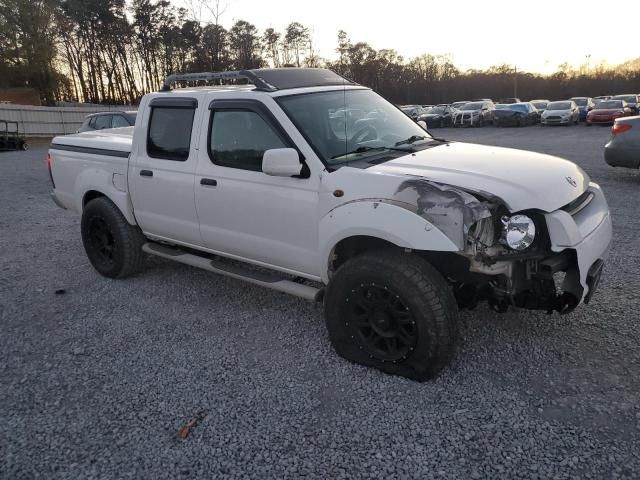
[142,243,321,301]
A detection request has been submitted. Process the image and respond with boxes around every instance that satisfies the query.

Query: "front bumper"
[544,183,612,303]
[587,118,615,125]
[542,117,571,125]
[453,114,479,127]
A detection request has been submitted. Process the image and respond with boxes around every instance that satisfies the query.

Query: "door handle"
[140,169,153,177]
[200,178,217,186]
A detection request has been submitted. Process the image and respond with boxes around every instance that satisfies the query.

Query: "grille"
[561,190,594,216]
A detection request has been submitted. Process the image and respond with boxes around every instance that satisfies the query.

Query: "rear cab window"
[111,115,131,128]
[147,97,197,161]
[94,115,112,130]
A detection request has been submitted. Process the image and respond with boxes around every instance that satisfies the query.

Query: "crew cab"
[48,68,612,381]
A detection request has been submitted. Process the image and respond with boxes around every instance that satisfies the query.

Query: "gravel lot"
[1,125,639,479]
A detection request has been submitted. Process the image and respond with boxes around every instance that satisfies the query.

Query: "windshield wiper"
[396,134,450,146]
[395,135,429,146]
[330,145,413,160]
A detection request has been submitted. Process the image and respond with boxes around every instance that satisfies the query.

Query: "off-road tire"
[81,197,146,278]
[324,250,459,381]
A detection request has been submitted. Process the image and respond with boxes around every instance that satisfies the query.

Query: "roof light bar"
[161,70,276,92]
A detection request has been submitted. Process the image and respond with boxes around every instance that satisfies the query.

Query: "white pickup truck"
[49,68,612,381]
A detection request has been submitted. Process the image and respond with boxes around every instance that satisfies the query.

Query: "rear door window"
[147,102,196,161]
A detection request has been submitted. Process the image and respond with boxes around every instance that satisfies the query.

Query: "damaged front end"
[394,178,585,314]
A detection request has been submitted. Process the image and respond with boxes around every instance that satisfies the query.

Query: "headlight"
[501,214,536,251]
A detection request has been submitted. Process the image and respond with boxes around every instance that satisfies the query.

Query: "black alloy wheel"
[87,216,116,269]
[346,283,417,362]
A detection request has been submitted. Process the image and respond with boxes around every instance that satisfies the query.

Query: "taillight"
[47,153,56,188]
[612,123,632,135]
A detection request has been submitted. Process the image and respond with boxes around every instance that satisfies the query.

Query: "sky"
[182,0,639,74]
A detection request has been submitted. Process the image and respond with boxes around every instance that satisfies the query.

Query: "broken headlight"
[501,214,536,251]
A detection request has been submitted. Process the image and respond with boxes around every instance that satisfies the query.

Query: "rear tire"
[324,251,459,381]
[81,197,146,278]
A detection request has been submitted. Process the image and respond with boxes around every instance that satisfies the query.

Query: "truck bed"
[49,127,134,215]
[50,126,134,154]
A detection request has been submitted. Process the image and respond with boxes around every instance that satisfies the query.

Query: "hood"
[367,142,589,212]
[543,109,571,116]
[590,109,622,114]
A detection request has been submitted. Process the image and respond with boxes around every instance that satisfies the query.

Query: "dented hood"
[367,142,589,212]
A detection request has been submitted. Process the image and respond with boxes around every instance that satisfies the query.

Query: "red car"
[586,100,632,125]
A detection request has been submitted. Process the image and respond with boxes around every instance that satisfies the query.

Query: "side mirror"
[262,148,302,177]
[417,120,427,130]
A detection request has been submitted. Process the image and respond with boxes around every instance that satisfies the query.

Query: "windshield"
[461,102,483,111]
[426,106,446,114]
[277,89,433,166]
[597,100,623,109]
[532,102,548,109]
[613,95,636,103]
[547,102,571,110]
[571,98,588,106]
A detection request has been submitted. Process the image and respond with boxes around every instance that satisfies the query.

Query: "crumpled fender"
[319,199,459,283]
[393,178,493,250]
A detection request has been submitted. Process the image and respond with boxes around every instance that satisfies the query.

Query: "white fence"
[0,104,135,137]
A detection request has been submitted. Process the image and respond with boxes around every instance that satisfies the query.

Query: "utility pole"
[585,54,591,74]
[514,65,518,98]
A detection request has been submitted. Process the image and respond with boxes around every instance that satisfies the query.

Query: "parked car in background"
[530,100,550,114]
[453,101,495,127]
[416,104,456,128]
[541,101,580,126]
[451,101,470,110]
[569,97,594,121]
[399,105,426,120]
[605,116,640,169]
[586,100,632,126]
[77,111,137,133]
[498,98,521,104]
[610,94,639,115]
[472,98,493,102]
[593,96,611,105]
[493,103,539,127]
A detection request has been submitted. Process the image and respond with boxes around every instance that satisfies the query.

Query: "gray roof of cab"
[162,68,354,92]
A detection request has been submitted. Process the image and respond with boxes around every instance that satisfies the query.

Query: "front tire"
[324,251,459,381]
[81,197,146,278]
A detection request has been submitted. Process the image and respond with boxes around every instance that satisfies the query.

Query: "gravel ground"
[1,126,639,479]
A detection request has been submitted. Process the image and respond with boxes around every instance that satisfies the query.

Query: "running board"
[142,243,321,301]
